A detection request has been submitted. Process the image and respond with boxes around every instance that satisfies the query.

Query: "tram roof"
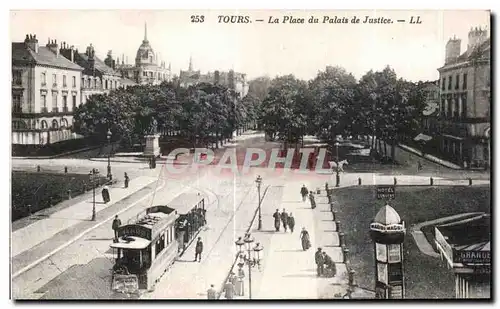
[167,192,205,215]
[110,236,151,250]
[436,213,490,249]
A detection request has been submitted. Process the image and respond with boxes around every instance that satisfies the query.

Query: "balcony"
[41,107,48,113]
[63,106,69,113]
[12,106,22,113]
[63,83,68,88]
[438,119,469,138]
[52,83,58,88]
[52,107,59,113]
[41,82,47,88]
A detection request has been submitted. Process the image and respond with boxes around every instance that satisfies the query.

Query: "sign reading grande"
[376,186,395,199]
[454,250,491,264]
[118,225,152,240]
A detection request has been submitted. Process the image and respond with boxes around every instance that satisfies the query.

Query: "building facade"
[60,43,122,105]
[115,23,171,85]
[179,57,249,98]
[12,35,83,145]
[437,27,490,169]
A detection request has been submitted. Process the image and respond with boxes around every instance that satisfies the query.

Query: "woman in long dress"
[300,227,311,251]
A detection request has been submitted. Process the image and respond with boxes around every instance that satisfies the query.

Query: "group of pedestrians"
[314,247,337,278]
[272,208,295,233]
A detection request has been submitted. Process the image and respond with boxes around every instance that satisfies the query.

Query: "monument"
[143,118,160,157]
[369,204,406,299]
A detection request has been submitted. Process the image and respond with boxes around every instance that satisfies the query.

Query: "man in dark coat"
[315,247,324,277]
[309,192,316,209]
[287,213,295,233]
[124,172,130,188]
[300,185,309,202]
[112,215,121,242]
[273,209,281,232]
[280,208,289,232]
[194,237,203,262]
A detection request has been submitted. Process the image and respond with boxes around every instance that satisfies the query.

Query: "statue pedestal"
[143,135,160,157]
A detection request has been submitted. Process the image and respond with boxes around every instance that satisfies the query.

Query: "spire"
[144,22,148,42]
[189,55,193,71]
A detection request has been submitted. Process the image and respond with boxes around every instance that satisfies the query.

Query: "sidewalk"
[12,175,158,258]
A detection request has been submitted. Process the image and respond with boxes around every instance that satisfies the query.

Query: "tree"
[247,76,271,102]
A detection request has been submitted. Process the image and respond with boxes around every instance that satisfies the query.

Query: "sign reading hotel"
[376,186,396,200]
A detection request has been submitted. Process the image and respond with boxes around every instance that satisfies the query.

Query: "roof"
[12,43,83,71]
[437,213,490,248]
[441,38,491,69]
[77,53,118,75]
[373,204,401,225]
[168,192,205,215]
[110,236,151,250]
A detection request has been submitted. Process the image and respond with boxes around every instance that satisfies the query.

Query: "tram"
[110,193,206,293]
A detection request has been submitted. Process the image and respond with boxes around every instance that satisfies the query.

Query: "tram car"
[110,193,206,292]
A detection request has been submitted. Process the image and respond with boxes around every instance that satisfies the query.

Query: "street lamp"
[255,175,263,230]
[106,129,113,180]
[89,168,100,221]
[334,141,340,187]
[234,233,263,299]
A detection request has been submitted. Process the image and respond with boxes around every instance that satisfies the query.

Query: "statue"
[148,117,158,135]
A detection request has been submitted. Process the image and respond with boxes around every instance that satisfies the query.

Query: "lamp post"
[335,141,340,187]
[234,233,263,299]
[106,129,113,180]
[255,175,263,230]
[89,168,100,221]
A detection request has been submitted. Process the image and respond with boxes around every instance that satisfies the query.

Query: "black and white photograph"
[8,8,491,300]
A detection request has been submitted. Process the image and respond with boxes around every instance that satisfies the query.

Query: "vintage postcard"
[10,9,491,300]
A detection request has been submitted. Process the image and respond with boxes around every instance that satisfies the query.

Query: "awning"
[110,236,151,250]
[414,133,432,142]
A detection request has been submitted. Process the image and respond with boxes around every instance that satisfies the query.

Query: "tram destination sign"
[376,186,396,199]
[454,250,491,264]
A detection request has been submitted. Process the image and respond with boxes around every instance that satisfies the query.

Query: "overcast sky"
[10,10,490,82]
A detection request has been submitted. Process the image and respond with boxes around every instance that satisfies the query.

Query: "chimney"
[445,37,461,64]
[46,39,60,57]
[70,45,75,62]
[86,44,95,71]
[24,34,39,53]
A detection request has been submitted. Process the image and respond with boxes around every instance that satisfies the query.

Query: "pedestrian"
[112,215,121,242]
[322,251,336,277]
[124,172,130,188]
[102,185,110,203]
[207,284,217,299]
[223,279,235,299]
[417,160,422,171]
[315,247,324,277]
[236,266,245,296]
[280,208,289,232]
[309,192,316,209]
[273,209,281,232]
[300,227,311,251]
[194,237,203,262]
[300,185,309,202]
[287,213,295,233]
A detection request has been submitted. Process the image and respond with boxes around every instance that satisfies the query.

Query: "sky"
[10,10,490,82]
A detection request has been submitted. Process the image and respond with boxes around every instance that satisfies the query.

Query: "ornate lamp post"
[334,140,340,187]
[234,233,263,299]
[107,129,113,180]
[255,175,263,230]
[89,168,100,221]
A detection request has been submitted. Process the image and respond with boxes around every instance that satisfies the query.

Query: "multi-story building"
[12,34,83,145]
[115,23,171,85]
[421,81,440,135]
[60,43,123,104]
[179,57,249,98]
[437,26,491,169]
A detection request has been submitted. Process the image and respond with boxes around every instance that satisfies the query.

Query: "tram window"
[156,233,165,256]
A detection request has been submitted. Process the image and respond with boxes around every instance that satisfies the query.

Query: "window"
[448,76,452,90]
[41,72,47,86]
[52,74,57,86]
[63,75,67,87]
[155,233,166,256]
[12,70,22,85]
[143,72,147,77]
[454,96,459,119]
[114,81,117,89]
[72,95,77,110]
[462,73,467,90]
[41,94,47,112]
[447,98,452,118]
[52,93,58,112]
[12,95,22,113]
[63,96,68,112]
[441,77,445,91]
[72,76,76,88]
[455,74,459,90]
[462,94,467,118]
[441,98,445,116]
[105,80,108,89]
[93,79,97,88]
[52,119,58,129]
